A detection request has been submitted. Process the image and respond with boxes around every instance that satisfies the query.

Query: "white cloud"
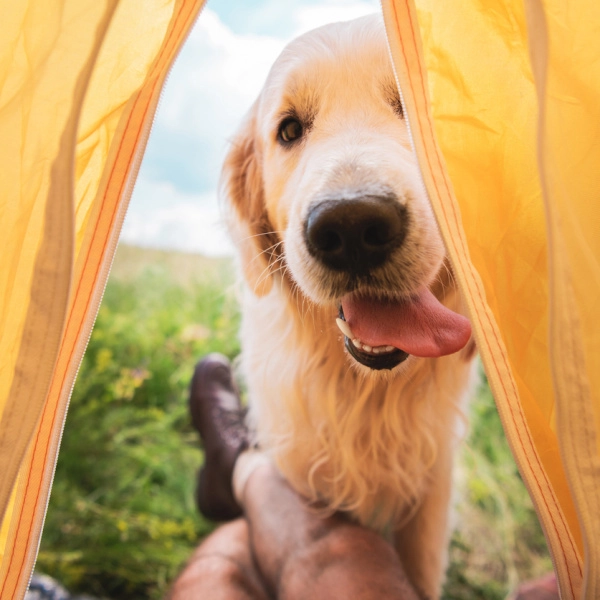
[128,8,286,254]
[159,9,286,139]
[123,178,234,256]
[135,8,288,194]
[292,1,378,35]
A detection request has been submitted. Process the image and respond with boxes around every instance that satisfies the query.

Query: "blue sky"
[121,0,379,256]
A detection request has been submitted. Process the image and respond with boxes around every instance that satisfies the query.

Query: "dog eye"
[278,117,303,144]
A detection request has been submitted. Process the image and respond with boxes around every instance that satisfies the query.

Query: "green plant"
[38,261,240,599]
[443,377,552,599]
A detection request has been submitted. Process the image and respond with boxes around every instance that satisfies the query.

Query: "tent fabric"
[0,0,598,598]
[381,0,599,597]
[0,0,205,597]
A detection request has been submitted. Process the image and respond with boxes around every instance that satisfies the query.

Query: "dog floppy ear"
[221,103,277,296]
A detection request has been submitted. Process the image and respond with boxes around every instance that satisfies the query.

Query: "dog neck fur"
[239,276,473,531]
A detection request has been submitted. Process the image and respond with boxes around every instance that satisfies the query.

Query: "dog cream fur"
[221,15,476,598]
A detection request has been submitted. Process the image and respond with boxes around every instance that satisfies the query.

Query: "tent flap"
[0,0,205,597]
[382,0,599,597]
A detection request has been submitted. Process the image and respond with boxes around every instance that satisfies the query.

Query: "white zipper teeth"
[19,2,208,598]
[378,0,564,586]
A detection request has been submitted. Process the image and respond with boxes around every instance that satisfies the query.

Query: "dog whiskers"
[254,251,286,292]
[249,239,284,269]
[434,261,453,297]
[239,230,285,243]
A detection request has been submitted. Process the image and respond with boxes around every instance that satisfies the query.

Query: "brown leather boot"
[189,353,249,521]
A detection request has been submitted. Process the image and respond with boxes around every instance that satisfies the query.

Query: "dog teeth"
[337,318,397,356]
[335,318,354,339]
[357,342,396,355]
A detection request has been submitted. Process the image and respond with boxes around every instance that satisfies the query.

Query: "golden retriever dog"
[222,14,476,599]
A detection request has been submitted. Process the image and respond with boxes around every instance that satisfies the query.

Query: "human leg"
[235,455,420,600]
[179,353,419,600]
[167,519,270,600]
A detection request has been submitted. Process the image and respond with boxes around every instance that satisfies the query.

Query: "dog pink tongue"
[342,288,471,358]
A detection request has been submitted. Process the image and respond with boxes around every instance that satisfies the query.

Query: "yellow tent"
[1,0,598,598]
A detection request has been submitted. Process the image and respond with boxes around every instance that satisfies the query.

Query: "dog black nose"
[304,194,406,274]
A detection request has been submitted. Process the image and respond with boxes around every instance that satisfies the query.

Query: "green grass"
[37,245,240,599]
[444,381,552,599]
[37,244,551,599]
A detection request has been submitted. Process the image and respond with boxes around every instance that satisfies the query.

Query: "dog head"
[222,15,471,371]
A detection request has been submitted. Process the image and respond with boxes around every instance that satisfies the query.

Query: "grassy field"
[37,244,552,599]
